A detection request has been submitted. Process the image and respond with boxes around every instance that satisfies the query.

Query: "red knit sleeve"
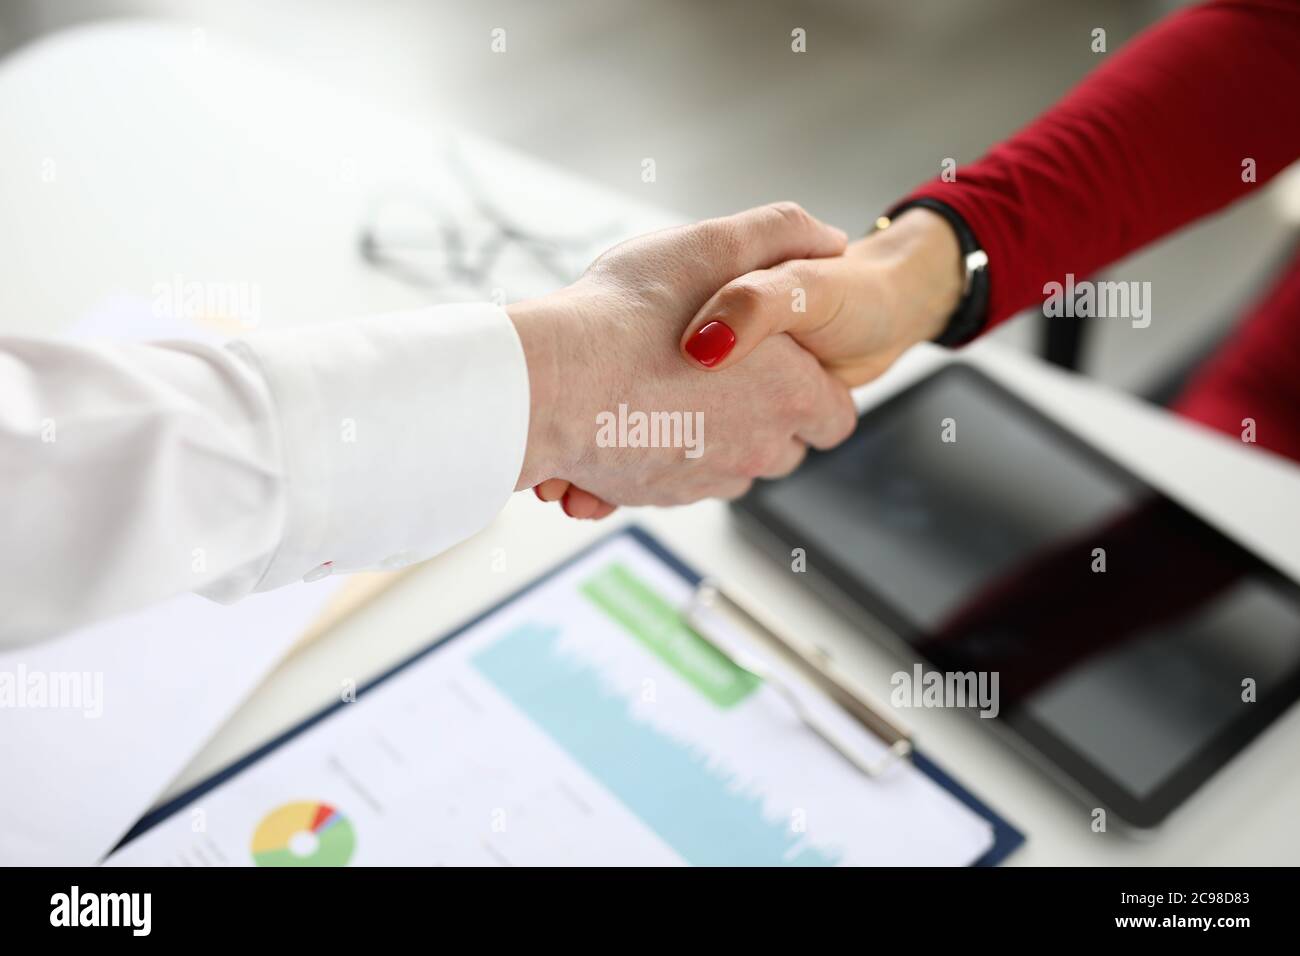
[906,0,1300,329]
[1172,248,1300,463]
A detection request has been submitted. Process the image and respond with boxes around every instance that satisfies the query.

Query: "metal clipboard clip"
[683,578,912,779]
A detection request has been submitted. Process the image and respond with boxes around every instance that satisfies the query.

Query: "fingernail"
[533,485,545,501]
[685,320,736,368]
[560,492,574,518]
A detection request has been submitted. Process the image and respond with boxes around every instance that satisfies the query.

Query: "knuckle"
[735,444,772,479]
[805,390,859,450]
[798,390,821,419]
[713,277,768,317]
[773,445,807,478]
[783,377,819,418]
[767,201,811,231]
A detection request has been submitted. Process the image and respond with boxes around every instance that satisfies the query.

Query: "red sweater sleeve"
[908,0,1300,328]
[1173,247,1300,462]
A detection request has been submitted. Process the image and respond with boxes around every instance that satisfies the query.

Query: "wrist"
[507,291,586,490]
[858,207,963,348]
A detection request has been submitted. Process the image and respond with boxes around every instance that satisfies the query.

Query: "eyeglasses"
[358,144,624,296]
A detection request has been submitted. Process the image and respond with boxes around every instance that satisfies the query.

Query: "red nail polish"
[533,486,545,501]
[561,492,574,518]
[685,320,736,368]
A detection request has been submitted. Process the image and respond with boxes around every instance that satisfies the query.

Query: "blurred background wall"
[1,0,1295,398]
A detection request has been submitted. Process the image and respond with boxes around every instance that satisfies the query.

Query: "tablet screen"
[745,365,1300,815]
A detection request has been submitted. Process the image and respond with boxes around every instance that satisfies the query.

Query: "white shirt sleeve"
[0,303,530,646]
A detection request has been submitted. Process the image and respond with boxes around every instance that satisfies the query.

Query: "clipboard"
[116,525,1024,866]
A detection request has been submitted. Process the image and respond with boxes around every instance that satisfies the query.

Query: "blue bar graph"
[473,621,840,866]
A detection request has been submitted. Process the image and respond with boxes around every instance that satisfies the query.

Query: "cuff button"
[302,560,334,583]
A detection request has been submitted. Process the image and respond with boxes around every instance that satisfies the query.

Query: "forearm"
[907,0,1300,328]
[1,305,529,644]
[0,335,285,643]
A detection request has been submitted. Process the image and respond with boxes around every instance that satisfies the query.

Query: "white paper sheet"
[108,533,995,867]
[0,583,342,865]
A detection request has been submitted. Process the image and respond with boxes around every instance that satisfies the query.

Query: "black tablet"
[733,362,1300,829]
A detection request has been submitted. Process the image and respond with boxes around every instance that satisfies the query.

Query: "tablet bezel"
[732,362,1300,830]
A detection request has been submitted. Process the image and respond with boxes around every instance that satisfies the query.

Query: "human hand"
[536,207,964,519]
[678,207,962,385]
[509,203,859,514]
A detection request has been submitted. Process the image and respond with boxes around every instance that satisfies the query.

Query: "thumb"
[681,258,847,372]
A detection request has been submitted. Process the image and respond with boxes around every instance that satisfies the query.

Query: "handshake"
[510,202,964,518]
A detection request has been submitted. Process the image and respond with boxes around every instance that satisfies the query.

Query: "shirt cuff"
[229,303,529,590]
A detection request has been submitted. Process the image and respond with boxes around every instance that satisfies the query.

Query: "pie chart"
[251,801,356,867]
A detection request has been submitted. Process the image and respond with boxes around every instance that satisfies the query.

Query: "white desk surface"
[3,22,1298,866]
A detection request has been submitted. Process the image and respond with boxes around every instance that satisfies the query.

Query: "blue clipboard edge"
[114,524,1025,866]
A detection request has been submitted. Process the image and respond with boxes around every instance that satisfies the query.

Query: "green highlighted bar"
[581,563,759,708]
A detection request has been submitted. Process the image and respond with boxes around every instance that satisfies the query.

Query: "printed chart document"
[109,533,997,866]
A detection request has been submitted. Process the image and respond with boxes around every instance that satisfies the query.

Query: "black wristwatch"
[876,197,989,347]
